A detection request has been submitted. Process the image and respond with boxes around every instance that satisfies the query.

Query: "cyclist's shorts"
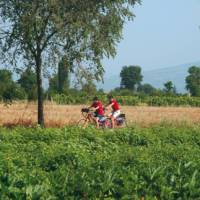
[95,114,105,121]
[109,110,121,119]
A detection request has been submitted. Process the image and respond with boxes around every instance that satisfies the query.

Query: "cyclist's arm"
[92,106,99,111]
[88,105,99,111]
[88,104,95,109]
[105,103,114,110]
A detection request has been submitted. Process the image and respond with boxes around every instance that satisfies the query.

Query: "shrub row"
[51,94,200,107]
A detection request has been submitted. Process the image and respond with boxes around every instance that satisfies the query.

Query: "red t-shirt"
[110,99,120,111]
[91,101,104,115]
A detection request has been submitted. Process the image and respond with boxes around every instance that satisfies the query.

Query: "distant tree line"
[117,65,199,97]
[0,65,200,102]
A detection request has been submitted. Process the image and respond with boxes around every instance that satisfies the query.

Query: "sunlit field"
[0,101,200,127]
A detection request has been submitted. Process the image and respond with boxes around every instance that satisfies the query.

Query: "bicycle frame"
[81,110,95,125]
[78,108,112,129]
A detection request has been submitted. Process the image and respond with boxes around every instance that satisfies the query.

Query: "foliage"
[0,125,200,199]
[0,69,26,101]
[137,83,156,95]
[120,66,143,90]
[48,74,58,94]
[81,80,97,96]
[111,88,135,96]
[50,93,200,107]
[58,56,71,93]
[17,68,37,100]
[186,66,200,96]
[163,81,176,95]
[48,56,71,94]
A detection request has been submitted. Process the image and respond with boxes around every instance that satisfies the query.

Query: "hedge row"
[51,94,200,107]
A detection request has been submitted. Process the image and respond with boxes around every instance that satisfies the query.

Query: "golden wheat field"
[0,101,200,127]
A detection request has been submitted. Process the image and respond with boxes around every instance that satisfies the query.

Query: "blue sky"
[103,0,200,77]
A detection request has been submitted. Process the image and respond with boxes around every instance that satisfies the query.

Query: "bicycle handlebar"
[81,108,90,113]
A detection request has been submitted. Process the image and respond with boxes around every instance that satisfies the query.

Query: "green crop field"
[1,125,200,199]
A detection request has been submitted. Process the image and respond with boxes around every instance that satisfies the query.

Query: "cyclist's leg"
[96,115,106,128]
[108,111,115,128]
[111,110,121,128]
[95,116,100,129]
[89,114,95,124]
[88,113,97,127]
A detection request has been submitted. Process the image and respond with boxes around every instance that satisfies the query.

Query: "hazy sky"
[103,0,200,77]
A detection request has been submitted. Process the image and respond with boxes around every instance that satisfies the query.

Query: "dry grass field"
[0,101,200,127]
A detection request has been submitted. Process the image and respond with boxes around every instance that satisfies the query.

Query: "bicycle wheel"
[77,119,88,128]
[123,118,128,128]
[115,118,128,128]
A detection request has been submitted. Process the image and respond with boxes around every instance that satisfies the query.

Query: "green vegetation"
[18,68,37,100]
[0,125,200,199]
[1,66,200,109]
[51,94,200,107]
[120,65,143,90]
[49,56,71,95]
[0,69,26,102]
[186,66,200,97]
[163,81,176,95]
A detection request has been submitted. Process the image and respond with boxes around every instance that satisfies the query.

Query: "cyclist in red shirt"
[89,96,104,128]
[105,95,121,128]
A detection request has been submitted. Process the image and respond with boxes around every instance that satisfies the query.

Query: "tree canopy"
[120,65,143,91]
[58,56,71,93]
[137,83,156,95]
[0,0,140,79]
[186,66,200,97]
[18,68,37,100]
[163,81,176,94]
[0,69,25,101]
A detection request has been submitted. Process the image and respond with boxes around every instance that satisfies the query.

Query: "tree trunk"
[36,56,44,127]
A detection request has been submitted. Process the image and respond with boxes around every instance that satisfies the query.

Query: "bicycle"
[77,108,112,129]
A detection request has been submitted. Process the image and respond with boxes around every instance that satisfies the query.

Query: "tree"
[0,69,25,101]
[48,74,58,94]
[0,69,13,95]
[81,80,97,96]
[18,68,37,100]
[58,56,71,94]
[110,87,135,96]
[0,0,140,126]
[48,56,71,94]
[137,83,156,95]
[120,66,143,90]
[186,66,200,96]
[163,81,174,93]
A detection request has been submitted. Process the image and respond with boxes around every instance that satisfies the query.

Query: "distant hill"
[98,61,200,93]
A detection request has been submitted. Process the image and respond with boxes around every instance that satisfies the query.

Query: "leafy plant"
[0,125,200,199]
